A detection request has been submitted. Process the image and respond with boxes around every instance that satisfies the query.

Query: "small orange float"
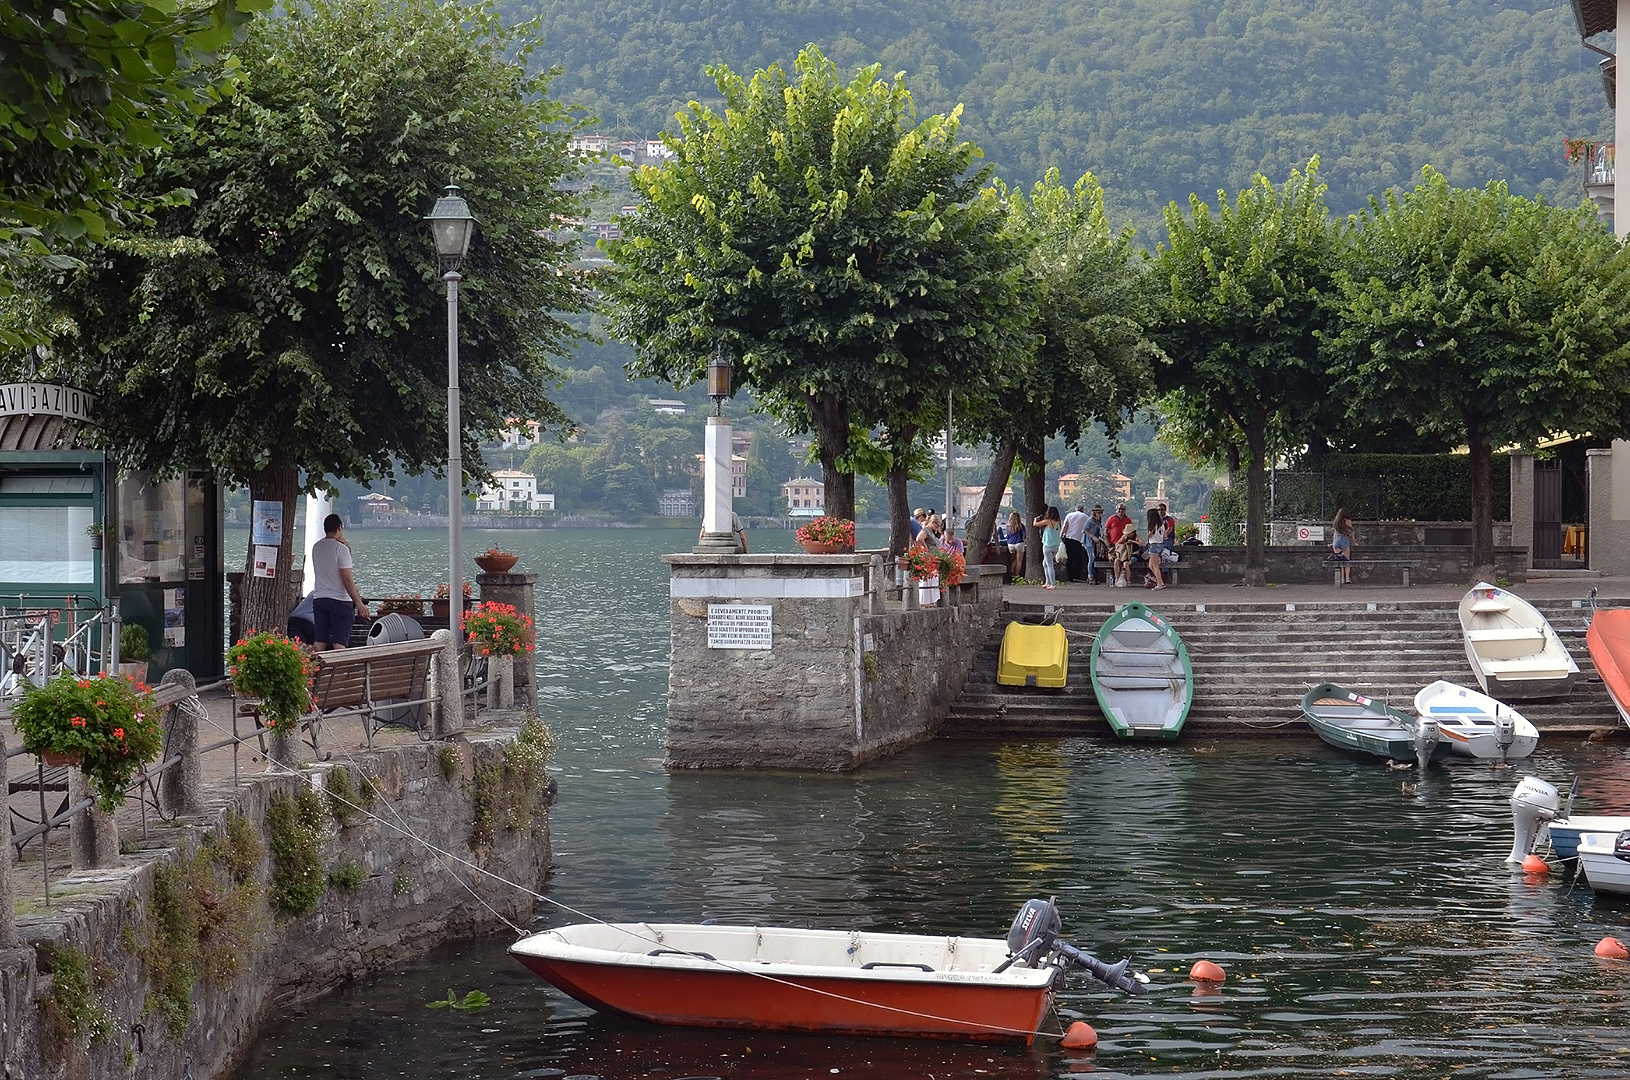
[1061,1021,1098,1049]
[1595,937,1628,959]
[1189,959,1226,983]
[1521,854,1550,874]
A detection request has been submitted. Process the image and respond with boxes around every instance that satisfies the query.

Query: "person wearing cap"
[1105,503,1133,547]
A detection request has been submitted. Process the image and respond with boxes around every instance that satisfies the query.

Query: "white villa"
[476,470,555,513]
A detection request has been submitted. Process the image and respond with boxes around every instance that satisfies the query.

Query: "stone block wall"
[664,554,1003,770]
[1170,545,1528,584]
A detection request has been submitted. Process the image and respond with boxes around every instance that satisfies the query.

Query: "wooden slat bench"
[262,637,446,759]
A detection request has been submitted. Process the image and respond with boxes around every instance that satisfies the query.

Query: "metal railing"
[0,596,114,698]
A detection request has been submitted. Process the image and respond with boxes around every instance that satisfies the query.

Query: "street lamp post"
[694,343,738,554]
[427,185,476,726]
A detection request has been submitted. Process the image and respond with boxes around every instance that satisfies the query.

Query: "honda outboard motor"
[1495,712,1517,762]
[1000,898,1147,995]
[1414,719,1440,772]
[1509,775,1560,864]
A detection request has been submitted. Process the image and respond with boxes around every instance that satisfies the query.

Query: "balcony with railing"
[1566,139,1615,228]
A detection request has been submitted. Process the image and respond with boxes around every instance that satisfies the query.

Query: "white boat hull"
[1576,832,1630,895]
[1546,815,1630,862]
[1458,583,1579,700]
[1413,680,1539,761]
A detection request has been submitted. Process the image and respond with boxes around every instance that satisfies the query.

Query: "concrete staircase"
[939,596,1623,738]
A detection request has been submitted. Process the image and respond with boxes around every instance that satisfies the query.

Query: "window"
[0,505,95,583]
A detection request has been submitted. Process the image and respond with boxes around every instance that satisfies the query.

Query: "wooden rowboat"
[1300,682,1447,768]
[1089,602,1193,740]
[508,899,1146,1043]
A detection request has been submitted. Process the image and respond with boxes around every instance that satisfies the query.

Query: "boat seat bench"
[1467,628,1545,644]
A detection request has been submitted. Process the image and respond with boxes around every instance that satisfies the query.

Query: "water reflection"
[235,528,1630,1079]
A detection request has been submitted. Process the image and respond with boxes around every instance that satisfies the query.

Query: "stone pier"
[664,553,1005,769]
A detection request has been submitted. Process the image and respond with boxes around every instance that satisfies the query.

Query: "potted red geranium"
[795,516,856,554]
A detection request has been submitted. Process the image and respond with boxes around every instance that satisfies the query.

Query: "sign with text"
[0,382,96,423]
[1297,525,1325,542]
[707,604,773,650]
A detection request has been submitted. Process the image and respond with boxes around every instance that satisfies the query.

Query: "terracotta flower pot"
[799,540,852,555]
[474,553,519,574]
[42,749,82,767]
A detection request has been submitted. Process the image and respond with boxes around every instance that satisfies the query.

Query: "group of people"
[996,502,1181,590]
[910,508,965,557]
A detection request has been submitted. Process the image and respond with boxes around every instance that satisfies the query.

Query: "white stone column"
[695,415,736,554]
[301,489,336,595]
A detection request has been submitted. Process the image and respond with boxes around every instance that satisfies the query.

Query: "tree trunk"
[809,393,854,522]
[1019,438,1046,579]
[1243,412,1267,587]
[886,423,920,556]
[240,460,301,637]
[1226,443,1241,488]
[1468,419,1494,582]
[967,439,1018,559]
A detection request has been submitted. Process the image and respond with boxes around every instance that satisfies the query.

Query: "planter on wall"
[474,554,519,574]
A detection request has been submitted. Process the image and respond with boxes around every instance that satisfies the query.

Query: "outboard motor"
[1494,711,1517,762]
[999,898,1147,995]
[1414,719,1440,772]
[1509,776,1560,864]
[1614,830,1630,864]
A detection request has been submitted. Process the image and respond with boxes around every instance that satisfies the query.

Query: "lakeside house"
[476,470,555,513]
[783,477,825,518]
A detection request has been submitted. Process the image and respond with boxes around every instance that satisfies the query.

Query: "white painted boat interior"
[1459,583,1578,683]
[1576,833,1630,893]
[514,922,1055,984]
[1096,618,1185,731]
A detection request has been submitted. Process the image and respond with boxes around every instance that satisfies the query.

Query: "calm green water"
[233,527,1630,1079]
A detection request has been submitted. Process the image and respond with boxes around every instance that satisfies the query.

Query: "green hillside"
[509,0,1610,225]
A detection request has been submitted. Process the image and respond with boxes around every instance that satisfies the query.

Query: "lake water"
[233,526,1630,1080]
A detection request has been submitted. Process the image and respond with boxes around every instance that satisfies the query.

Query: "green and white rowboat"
[1300,682,1447,769]
[1089,602,1193,740]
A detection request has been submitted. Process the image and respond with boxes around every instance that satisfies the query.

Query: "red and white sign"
[1297,525,1326,542]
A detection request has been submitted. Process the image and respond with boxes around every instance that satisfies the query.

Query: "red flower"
[71,716,86,727]
[113,728,125,740]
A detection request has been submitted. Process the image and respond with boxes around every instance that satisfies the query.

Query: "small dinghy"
[1089,602,1193,740]
[1414,679,1539,761]
[1585,592,1630,727]
[1459,582,1578,700]
[996,621,1068,688]
[1574,831,1630,896]
[1300,682,1446,769]
[508,898,1146,1043]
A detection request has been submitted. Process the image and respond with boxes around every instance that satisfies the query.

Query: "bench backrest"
[310,638,444,712]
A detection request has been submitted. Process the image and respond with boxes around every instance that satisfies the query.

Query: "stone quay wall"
[5,721,551,1080]
[1170,545,1528,585]
[664,553,1005,770]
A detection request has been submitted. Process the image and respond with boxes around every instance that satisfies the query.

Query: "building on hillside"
[645,139,674,160]
[1571,2,1619,234]
[499,419,541,449]
[1057,473,1085,502]
[783,477,825,518]
[658,488,696,517]
[732,455,747,499]
[648,399,687,415]
[476,470,554,513]
[569,133,611,155]
[956,484,1012,520]
[358,492,401,517]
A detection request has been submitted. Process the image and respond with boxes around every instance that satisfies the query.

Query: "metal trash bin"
[366,613,427,729]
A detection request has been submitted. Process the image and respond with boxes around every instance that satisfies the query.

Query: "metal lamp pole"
[426,185,476,725]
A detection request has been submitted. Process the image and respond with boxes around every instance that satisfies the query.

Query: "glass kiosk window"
[118,477,198,583]
[0,475,96,584]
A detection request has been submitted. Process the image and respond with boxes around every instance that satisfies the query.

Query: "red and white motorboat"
[509,898,1146,1043]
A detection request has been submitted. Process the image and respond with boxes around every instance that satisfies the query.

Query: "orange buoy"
[1189,959,1226,983]
[1595,936,1629,959]
[1061,1021,1098,1049]
[1521,854,1550,874]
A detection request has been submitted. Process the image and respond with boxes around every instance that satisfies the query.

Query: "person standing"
[1331,507,1355,584]
[1106,503,1133,548]
[1000,512,1026,579]
[1034,505,1063,590]
[1143,507,1168,589]
[309,514,371,652]
[1061,504,1090,583]
[1083,505,1105,584]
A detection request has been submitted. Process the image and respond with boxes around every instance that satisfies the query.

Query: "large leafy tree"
[960,169,1161,566]
[30,0,591,630]
[1151,160,1342,586]
[1,0,270,317]
[603,45,1026,523]
[1326,169,1630,580]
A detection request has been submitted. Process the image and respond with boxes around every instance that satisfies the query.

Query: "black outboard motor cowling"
[1001,898,1147,995]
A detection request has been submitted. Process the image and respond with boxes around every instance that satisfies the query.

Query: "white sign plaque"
[1297,525,1325,541]
[707,604,773,650]
[0,382,97,423]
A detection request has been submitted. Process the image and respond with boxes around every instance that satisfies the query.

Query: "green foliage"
[11,672,164,811]
[328,859,366,891]
[41,944,115,1050]
[1207,484,1246,540]
[33,0,592,496]
[469,716,556,852]
[228,631,311,733]
[0,0,272,321]
[266,786,328,919]
[119,622,151,663]
[426,989,491,1010]
[603,44,1026,520]
[438,744,462,782]
[324,766,366,828]
[214,811,264,884]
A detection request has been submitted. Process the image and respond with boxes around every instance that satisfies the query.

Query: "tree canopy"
[603,44,1026,522]
[24,0,591,627]
[1326,168,1630,578]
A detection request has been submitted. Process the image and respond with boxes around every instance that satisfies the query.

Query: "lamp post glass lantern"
[426,185,477,715]
[707,345,733,416]
[696,343,738,553]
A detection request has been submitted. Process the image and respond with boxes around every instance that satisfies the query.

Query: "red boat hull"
[1588,609,1630,725]
[513,953,1057,1043]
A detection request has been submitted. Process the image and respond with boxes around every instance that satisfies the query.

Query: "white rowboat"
[1458,582,1578,700]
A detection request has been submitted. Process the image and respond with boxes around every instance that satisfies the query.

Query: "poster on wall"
[252,546,278,579]
[251,501,283,546]
[163,587,185,647]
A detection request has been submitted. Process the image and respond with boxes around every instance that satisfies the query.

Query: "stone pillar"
[695,415,735,554]
[475,570,536,707]
[431,628,463,736]
[157,669,203,815]
[267,728,300,769]
[868,554,886,615]
[67,771,118,869]
[488,655,515,710]
[0,732,14,948]
[1588,442,1630,575]
[1508,449,1534,568]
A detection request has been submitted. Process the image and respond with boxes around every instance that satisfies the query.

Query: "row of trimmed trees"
[604,46,1630,584]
